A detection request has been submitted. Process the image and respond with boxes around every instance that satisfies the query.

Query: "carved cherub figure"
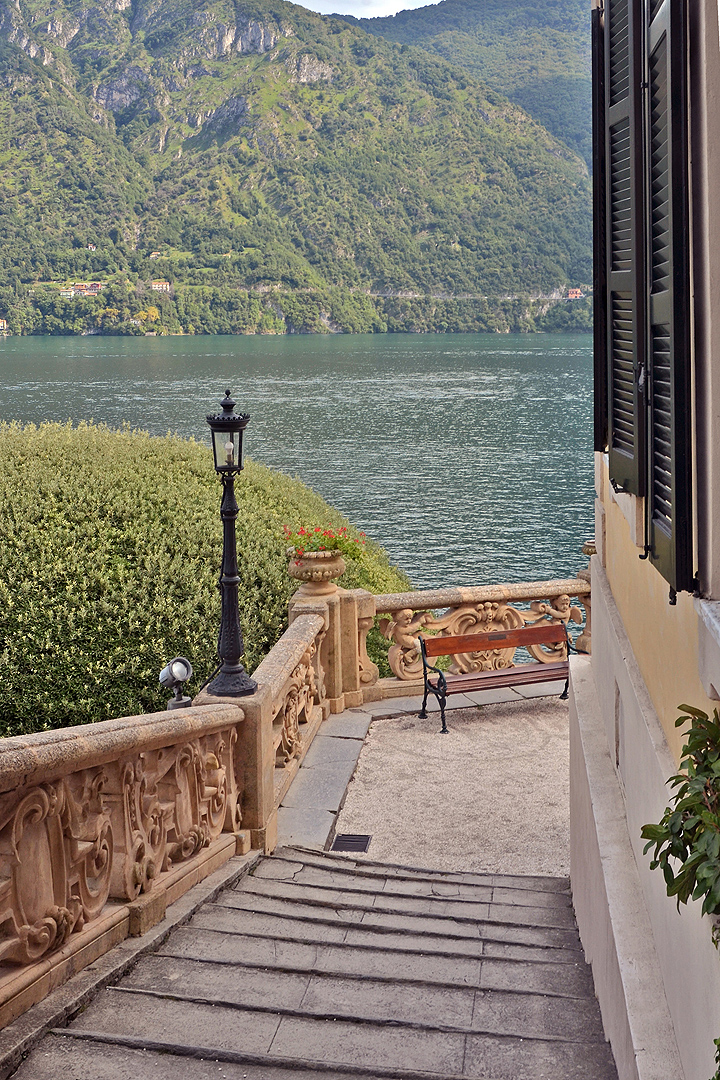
[382,608,429,647]
[529,594,582,626]
[379,608,431,678]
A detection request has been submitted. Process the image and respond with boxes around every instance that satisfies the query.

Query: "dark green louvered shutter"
[604,0,646,493]
[644,0,692,592]
[593,0,608,452]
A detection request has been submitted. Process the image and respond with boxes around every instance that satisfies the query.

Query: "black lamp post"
[205,390,258,698]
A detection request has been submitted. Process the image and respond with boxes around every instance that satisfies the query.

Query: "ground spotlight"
[159,656,193,709]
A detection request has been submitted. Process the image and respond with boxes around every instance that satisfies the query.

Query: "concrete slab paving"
[160,927,321,971]
[320,710,375,739]
[122,954,312,1010]
[469,987,606,1041]
[10,1036,395,1080]
[268,1014,466,1074]
[479,957,594,997]
[162,925,486,986]
[462,1032,617,1080]
[279,757,358,812]
[234,874,496,912]
[221,892,367,925]
[191,905,351,943]
[514,680,568,698]
[275,806,336,849]
[302,734,365,766]
[462,687,523,705]
[74,991,281,1054]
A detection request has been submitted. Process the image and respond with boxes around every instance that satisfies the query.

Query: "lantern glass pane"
[212,429,242,471]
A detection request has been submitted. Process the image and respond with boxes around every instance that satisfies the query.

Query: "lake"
[0,332,594,589]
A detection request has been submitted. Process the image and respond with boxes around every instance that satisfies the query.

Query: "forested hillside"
[0,0,591,335]
[344,0,592,167]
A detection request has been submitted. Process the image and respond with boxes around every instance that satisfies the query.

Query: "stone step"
[236,871,573,914]
[51,991,618,1080]
[120,953,607,1040]
[162,922,583,981]
[192,901,583,953]
[8,849,616,1080]
[9,1034,406,1080]
[173,916,594,999]
[269,849,571,898]
[219,886,578,933]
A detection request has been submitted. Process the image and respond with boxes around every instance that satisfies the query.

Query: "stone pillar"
[234,683,277,852]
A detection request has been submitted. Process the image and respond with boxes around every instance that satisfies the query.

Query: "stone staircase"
[10,846,618,1080]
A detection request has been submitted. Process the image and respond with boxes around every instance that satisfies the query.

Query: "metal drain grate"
[331,834,372,853]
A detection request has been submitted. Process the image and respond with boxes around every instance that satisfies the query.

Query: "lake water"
[0,332,594,589]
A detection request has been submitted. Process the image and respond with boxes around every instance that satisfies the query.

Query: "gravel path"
[334,697,570,876]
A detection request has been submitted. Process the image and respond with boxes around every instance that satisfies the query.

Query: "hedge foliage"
[0,423,409,737]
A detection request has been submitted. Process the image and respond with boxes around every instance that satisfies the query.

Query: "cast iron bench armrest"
[418,622,570,733]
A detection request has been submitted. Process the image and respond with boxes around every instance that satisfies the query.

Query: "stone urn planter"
[288,549,346,597]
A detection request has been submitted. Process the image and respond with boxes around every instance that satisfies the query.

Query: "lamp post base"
[205,667,258,698]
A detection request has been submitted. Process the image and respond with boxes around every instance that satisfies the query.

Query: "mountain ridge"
[339,0,592,166]
[0,0,592,335]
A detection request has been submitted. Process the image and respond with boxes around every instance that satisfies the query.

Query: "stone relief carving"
[276,643,319,766]
[0,768,112,964]
[378,608,431,680]
[106,758,166,901]
[0,721,243,963]
[106,726,241,900]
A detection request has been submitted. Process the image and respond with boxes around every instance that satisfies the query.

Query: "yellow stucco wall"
[603,491,716,762]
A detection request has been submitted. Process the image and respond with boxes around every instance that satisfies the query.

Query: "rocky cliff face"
[0,0,592,302]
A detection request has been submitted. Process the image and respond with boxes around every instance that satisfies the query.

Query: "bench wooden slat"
[421,623,566,658]
[426,660,569,694]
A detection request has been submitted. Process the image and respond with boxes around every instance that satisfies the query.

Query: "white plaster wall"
[571,558,720,1080]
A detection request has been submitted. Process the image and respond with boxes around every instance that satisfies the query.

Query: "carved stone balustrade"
[251,613,327,769]
[373,579,592,685]
[195,611,330,848]
[0,704,244,974]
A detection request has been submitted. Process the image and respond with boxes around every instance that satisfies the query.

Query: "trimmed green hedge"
[0,422,409,736]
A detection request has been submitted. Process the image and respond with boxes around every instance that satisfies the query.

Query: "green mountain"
[342,0,592,167]
[0,0,591,335]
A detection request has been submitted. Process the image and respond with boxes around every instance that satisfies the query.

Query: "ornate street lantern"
[204,390,257,698]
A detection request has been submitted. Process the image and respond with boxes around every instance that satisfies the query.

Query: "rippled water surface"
[0,332,594,588]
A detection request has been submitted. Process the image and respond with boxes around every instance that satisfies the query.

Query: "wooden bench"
[419,622,570,733]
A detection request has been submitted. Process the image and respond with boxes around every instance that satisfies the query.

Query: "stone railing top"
[252,612,325,694]
[0,703,243,795]
[373,578,592,614]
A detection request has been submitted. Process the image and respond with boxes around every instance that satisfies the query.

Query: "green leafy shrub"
[0,422,409,736]
[641,704,720,915]
[641,704,720,1080]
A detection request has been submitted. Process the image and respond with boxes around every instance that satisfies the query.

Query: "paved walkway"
[10,846,617,1080]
